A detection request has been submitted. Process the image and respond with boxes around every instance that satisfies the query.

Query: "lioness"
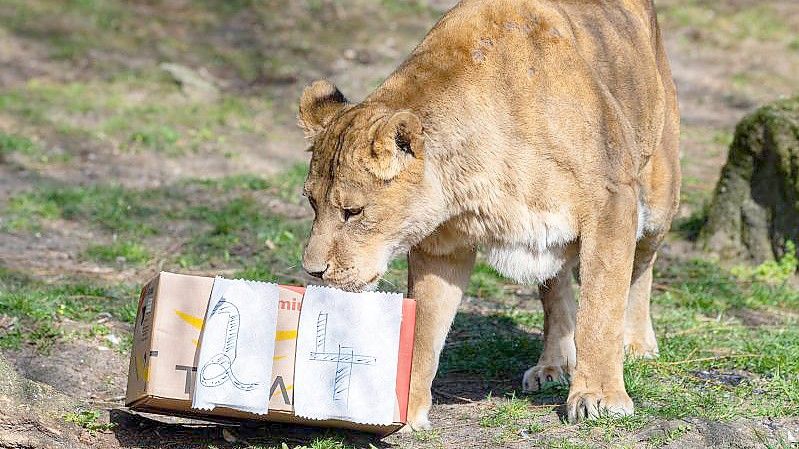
[298,0,680,429]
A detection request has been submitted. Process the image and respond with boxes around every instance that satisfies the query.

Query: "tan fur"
[298,0,680,429]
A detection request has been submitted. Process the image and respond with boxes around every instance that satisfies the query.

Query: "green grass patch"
[84,240,151,265]
[0,131,37,156]
[0,77,261,155]
[411,428,442,446]
[184,174,270,192]
[1,192,60,232]
[544,439,592,449]
[128,125,180,153]
[1,165,314,283]
[480,394,551,444]
[658,2,794,45]
[731,241,798,284]
[619,258,799,424]
[656,258,799,314]
[188,196,309,281]
[269,163,311,203]
[439,312,543,378]
[3,184,160,236]
[0,0,150,62]
[64,410,115,434]
[0,268,138,351]
[0,130,71,164]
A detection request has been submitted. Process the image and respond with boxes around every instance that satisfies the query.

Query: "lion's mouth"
[323,270,384,293]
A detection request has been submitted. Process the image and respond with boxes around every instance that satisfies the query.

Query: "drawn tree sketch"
[199,298,258,391]
[308,312,377,407]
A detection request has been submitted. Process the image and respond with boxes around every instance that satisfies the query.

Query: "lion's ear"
[369,111,424,181]
[298,80,348,138]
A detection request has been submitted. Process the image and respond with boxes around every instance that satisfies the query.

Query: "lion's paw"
[522,364,569,392]
[624,341,659,359]
[567,388,633,423]
[406,406,432,431]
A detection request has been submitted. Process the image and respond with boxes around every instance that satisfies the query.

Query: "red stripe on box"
[283,285,306,295]
[396,299,416,424]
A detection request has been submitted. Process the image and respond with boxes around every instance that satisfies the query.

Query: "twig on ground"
[657,353,761,366]
[665,324,727,338]
[653,283,681,293]
[436,421,478,430]
[435,378,514,384]
[432,388,477,403]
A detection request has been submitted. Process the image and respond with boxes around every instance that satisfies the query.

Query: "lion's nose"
[305,264,329,279]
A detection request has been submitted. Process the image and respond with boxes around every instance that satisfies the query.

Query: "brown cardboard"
[125,272,415,436]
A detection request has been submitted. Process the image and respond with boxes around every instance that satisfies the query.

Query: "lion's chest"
[448,207,578,284]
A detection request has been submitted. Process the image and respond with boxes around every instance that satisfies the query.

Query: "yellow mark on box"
[276,330,297,341]
[175,310,203,330]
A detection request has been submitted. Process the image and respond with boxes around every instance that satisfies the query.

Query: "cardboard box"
[125,272,416,435]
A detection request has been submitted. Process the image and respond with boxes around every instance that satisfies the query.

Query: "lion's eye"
[343,207,363,222]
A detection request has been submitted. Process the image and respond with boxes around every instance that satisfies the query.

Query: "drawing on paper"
[199,298,259,391]
[308,311,377,407]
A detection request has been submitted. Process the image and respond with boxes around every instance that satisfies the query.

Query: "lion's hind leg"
[623,234,661,358]
[522,260,577,392]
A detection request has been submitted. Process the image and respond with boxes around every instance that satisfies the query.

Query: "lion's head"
[297,80,436,291]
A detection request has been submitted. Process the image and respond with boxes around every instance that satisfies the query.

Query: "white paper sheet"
[192,278,279,414]
[293,285,403,425]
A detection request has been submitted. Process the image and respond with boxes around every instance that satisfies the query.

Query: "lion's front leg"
[406,245,475,431]
[567,189,638,423]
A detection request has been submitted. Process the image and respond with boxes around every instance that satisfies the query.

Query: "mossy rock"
[703,97,799,263]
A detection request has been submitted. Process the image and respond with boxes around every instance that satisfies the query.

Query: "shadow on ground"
[110,409,393,448]
[433,311,561,404]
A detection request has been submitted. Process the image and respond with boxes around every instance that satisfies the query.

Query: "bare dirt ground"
[1,1,798,448]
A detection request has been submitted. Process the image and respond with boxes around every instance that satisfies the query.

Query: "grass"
[0,163,310,280]
[64,410,115,434]
[0,130,72,165]
[657,2,795,46]
[3,184,161,236]
[182,193,309,282]
[0,131,37,156]
[0,268,138,351]
[1,192,60,232]
[480,394,551,443]
[0,77,262,156]
[84,240,151,265]
[439,311,543,378]
[645,424,691,448]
